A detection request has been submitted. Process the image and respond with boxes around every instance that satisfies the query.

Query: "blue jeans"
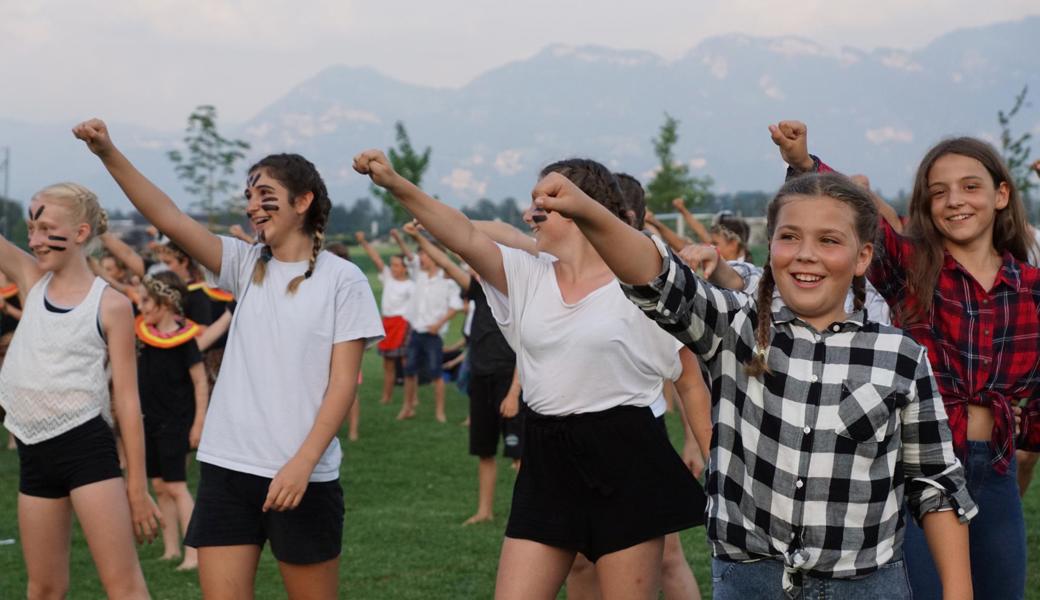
[711,557,910,600]
[903,441,1026,600]
[402,332,443,383]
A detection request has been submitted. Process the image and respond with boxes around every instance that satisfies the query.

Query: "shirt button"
[957,508,966,515]
[810,374,819,383]
[831,324,841,332]
[789,532,796,540]
[803,426,812,434]
[984,329,990,336]
[795,480,804,489]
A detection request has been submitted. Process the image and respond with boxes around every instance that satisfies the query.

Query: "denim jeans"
[903,441,1026,600]
[711,557,910,600]
[402,332,443,383]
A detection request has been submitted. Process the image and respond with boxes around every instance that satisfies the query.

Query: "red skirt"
[378,316,410,357]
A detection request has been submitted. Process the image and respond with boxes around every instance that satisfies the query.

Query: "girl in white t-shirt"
[0,182,161,598]
[357,150,710,600]
[76,119,383,598]
[356,230,414,405]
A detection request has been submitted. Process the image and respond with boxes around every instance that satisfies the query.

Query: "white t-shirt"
[482,245,683,416]
[406,268,464,335]
[200,237,384,481]
[377,267,414,318]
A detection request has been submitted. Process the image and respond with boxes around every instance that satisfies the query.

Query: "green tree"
[997,86,1035,214]
[167,105,251,224]
[645,113,713,213]
[0,196,27,249]
[371,122,432,224]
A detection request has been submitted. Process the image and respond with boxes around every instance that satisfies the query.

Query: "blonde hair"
[32,182,108,242]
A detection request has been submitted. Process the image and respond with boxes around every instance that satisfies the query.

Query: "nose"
[794,238,818,263]
[28,229,46,249]
[945,189,966,208]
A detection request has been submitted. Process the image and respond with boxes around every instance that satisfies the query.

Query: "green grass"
[0,245,1038,598]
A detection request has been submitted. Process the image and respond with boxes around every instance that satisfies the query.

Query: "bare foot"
[396,409,415,420]
[160,552,181,562]
[460,417,470,427]
[349,430,359,442]
[379,397,392,405]
[176,558,198,571]
[436,412,447,423]
[463,513,493,526]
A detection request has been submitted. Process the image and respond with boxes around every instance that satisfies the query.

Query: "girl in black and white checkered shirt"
[533,171,976,599]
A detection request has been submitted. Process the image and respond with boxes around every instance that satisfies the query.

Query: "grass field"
[0,247,1038,598]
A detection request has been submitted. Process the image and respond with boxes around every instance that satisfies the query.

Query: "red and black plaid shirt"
[867,217,1040,472]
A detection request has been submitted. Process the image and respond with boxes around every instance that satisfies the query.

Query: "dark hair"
[146,270,189,315]
[248,154,332,294]
[901,137,1037,323]
[745,173,879,377]
[614,173,647,230]
[713,214,751,252]
[163,241,203,283]
[325,242,352,263]
[540,159,627,223]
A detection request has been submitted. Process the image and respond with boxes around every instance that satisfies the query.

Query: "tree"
[371,122,432,224]
[167,105,251,224]
[997,86,1035,214]
[0,196,27,249]
[645,113,714,213]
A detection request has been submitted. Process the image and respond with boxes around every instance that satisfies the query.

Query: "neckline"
[42,275,95,315]
[548,263,617,308]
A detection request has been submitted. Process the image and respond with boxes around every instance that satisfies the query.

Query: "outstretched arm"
[0,235,42,304]
[354,231,387,272]
[389,228,414,261]
[672,198,711,244]
[402,223,472,290]
[355,150,507,295]
[99,232,146,278]
[472,220,538,256]
[73,119,223,275]
[645,209,693,253]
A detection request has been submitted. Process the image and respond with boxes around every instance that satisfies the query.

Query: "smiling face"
[523,197,571,253]
[159,251,191,282]
[769,195,873,332]
[927,153,1009,253]
[389,255,409,279]
[27,196,89,272]
[244,168,311,248]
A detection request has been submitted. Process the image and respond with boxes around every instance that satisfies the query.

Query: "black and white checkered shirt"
[623,236,977,584]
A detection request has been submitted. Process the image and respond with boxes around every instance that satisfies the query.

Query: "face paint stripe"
[46,245,67,252]
[260,203,280,212]
[47,235,68,242]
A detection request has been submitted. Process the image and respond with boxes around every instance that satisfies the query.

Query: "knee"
[660,536,687,575]
[1018,450,1039,469]
[27,578,69,600]
[152,479,168,497]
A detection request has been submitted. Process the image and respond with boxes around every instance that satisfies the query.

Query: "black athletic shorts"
[469,371,524,459]
[506,404,706,562]
[16,416,123,499]
[184,462,344,565]
[144,422,190,482]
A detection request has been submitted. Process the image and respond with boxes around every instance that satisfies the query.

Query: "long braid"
[251,244,273,285]
[287,225,325,294]
[745,259,775,377]
[852,274,867,312]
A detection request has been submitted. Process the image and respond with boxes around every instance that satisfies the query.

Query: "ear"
[75,223,92,245]
[294,192,315,216]
[995,181,1010,211]
[854,241,874,277]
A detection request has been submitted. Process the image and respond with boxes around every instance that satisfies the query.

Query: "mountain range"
[3,15,1039,212]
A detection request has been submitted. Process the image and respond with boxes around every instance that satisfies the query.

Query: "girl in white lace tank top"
[0,182,160,598]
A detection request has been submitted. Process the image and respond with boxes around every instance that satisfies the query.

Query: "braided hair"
[144,271,189,315]
[540,159,627,223]
[32,182,108,240]
[246,154,332,295]
[744,172,879,377]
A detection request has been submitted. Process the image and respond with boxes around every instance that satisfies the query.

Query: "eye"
[964,184,979,191]
[821,237,839,245]
[778,233,796,241]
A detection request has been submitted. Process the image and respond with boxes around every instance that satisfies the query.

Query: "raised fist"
[353,149,399,190]
[72,119,116,157]
[768,120,813,172]
[354,231,366,243]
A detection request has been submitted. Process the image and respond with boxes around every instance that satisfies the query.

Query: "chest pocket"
[837,382,904,443]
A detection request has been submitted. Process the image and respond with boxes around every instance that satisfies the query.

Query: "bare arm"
[500,367,522,418]
[472,220,538,256]
[645,210,693,253]
[99,232,146,278]
[355,150,508,295]
[73,119,223,275]
[101,289,163,542]
[354,231,387,272]
[404,225,472,290]
[263,339,365,512]
[187,361,209,449]
[673,347,712,459]
[0,297,22,321]
[389,229,414,261]
[921,510,972,600]
[0,235,43,305]
[677,244,748,291]
[672,199,712,244]
[194,308,231,352]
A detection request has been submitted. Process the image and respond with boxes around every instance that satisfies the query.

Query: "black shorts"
[469,371,524,459]
[16,416,123,499]
[184,462,344,565]
[506,404,706,562]
[145,422,189,482]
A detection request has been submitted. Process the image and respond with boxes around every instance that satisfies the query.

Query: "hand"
[354,231,366,243]
[672,198,687,211]
[189,421,204,449]
[531,172,597,220]
[127,487,163,544]
[1014,405,1022,437]
[353,149,400,190]
[146,225,159,239]
[768,120,813,172]
[682,438,706,479]
[500,390,520,418]
[402,221,420,237]
[229,224,247,238]
[263,456,314,512]
[72,118,116,157]
[389,228,402,240]
[678,244,721,278]
[850,174,871,190]
[644,208,658,224]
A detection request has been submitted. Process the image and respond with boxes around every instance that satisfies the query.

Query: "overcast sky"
[3,1,1038,129]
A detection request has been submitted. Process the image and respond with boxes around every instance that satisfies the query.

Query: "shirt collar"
[942,250,1022,290]
[769,296,867,332]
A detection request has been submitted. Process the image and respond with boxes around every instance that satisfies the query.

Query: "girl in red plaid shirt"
[773,122,1039,600]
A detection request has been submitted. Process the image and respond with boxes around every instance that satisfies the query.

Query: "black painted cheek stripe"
[260,203,280,212]
[531,214,547,223]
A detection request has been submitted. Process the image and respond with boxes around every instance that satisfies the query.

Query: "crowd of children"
[0,114,1036,600]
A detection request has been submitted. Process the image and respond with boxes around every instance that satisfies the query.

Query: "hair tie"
[260,245,273,263]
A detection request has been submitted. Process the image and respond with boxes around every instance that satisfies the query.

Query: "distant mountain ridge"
[3,15,1039,211]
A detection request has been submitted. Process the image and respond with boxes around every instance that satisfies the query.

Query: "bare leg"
[463,456,496,525]
[19,493,72,600]
[434,378,447,423]
[380,357,396,404]
[595,537,664,600]
[70,478,151,599]
[495,537,575,600]
[152,478,180,560]
[198,545,262,600]
[1017,450,1038,498]
[566,553,602,600]
[661,532,700,600]
[399,376,418,420]
[278,556,340,600]
[162,481,198,571]
[348,392,360,441]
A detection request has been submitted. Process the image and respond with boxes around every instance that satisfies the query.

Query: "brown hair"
[144,270,189,315]
[163,241,203,282]
[900,137,1036,323]
[745,173,879,377]
[540,159,627,222]
[247,154,332,294]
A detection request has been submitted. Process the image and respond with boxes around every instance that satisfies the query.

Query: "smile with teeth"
[792,273,824,283]
[947,214,972,222]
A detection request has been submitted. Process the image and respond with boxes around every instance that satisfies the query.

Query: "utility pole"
[0,148,9,237]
